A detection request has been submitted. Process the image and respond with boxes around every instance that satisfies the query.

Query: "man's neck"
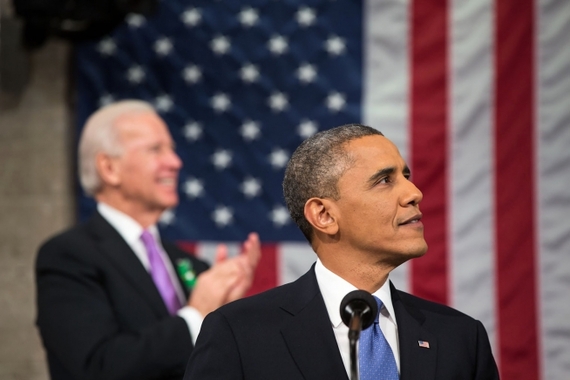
[95,194,162,229]
[318,253,392,293]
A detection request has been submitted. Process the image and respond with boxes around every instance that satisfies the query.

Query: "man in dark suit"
[184,124,499,379]
[36,100,261,380]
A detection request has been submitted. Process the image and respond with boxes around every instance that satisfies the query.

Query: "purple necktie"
[140,230,182,315]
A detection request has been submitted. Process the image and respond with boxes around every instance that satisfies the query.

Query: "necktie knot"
[140,229,155,247]
[373,296,382,324]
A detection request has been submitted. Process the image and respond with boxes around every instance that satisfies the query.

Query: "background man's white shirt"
[98,202,203,343]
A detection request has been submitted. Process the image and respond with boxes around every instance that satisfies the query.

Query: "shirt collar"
[97,202,160,245]
[315,258,397,328]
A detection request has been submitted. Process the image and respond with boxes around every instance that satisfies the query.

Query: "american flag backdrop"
[74,1,570,379]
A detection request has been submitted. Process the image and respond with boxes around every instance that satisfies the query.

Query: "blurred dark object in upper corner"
[0,17,30,110]
[12,0,158,49]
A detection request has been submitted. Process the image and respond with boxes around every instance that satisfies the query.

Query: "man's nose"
[401,179,423,206]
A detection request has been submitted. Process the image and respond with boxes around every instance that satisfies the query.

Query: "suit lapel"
[87,212,170,317]
[392,284,437,380]
[280,269,349,380]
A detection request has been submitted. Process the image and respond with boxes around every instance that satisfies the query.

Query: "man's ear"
[304,197,339,236]
[96,153,121,186]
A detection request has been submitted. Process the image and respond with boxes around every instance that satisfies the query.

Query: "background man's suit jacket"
[36,212,209,380]
[184,266,499,380]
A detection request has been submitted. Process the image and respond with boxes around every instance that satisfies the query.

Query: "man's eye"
[378,177,389,184]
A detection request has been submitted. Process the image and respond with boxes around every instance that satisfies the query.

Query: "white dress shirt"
[314,259,401,376]
[97,203,204,343]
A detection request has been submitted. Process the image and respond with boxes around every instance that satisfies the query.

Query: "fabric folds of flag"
[74,1,570,379]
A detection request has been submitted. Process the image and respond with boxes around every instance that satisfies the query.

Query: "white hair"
[78,100,156,196]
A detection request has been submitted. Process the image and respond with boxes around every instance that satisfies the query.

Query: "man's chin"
[390,244,428,267]
[414,243,428,257]
[160,195,179,209]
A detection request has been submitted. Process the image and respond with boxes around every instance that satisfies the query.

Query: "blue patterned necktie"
[359,296,399,380]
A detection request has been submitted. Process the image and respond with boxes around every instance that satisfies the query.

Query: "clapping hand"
[188,233,261,316]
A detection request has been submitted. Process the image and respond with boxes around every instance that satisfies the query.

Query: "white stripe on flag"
[363,0,411,158]
[537,0,570,378]
[278,243,316,285]
[449,0,497,354]
[195,242,241,263]
[363,0,411,293]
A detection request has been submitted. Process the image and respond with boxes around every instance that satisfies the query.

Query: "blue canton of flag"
[75,0,363,243]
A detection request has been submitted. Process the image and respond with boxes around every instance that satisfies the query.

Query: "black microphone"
[340,290,378,340]
[340,290,378,380]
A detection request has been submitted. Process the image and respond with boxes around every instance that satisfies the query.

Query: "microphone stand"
[348,311,363,380]
[339,290,377,380]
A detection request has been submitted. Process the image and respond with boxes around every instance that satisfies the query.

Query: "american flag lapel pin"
[418,340,430,349]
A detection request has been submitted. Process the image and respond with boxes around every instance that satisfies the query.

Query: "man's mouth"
[399,214,422,225]
[158,178,177,186]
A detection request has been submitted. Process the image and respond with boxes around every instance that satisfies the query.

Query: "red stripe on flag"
[410,0,450,305]
[494,0,540,378]
[246,244,278,297]
[176,241,197,256]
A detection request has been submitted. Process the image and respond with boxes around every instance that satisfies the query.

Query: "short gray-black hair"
[283,123,384,242]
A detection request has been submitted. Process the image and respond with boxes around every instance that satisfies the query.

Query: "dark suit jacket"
[184,266,499,380]
[36,211,209,380]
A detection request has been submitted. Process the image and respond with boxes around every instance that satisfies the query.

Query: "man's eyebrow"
[368,167,396,185]
[367,165,412,186]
